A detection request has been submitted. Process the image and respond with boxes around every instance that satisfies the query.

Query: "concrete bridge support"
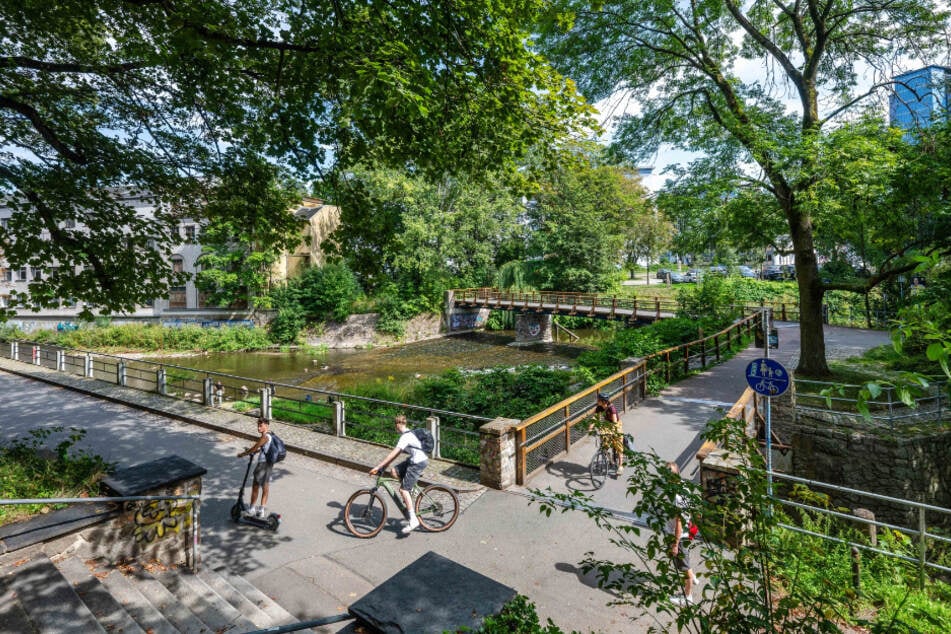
[514,313,553,344]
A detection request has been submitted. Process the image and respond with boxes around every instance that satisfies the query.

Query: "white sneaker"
[256,507,267,518]
[669,595,693,607]
[401,518,420,534]
[243,506,257,518]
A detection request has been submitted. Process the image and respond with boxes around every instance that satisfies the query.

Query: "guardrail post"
[918,507,927,590]
[479,418,519,490]
[56,349,65,371]
[260,388,272,420]
[10,340,17,361]
[203,377,213,405]
[714,334,720,362]
[32,345,41,365]
[157,368,167,395]
[333,398,346,436]
[427,415,440,459]
[655,298,661,321]
[117,360,127,386]
[84,352,93,378]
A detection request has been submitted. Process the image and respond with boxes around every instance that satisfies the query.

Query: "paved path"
[0,323,890,632]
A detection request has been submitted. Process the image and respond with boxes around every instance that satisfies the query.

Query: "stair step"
[197,568,272,629]
[96,565,180,634]
[116,563,209,633]
[55,556,146,634]
[6,553,106,633]
[155,568,257,633]
[0,581,36,634]
[215,570,297,627]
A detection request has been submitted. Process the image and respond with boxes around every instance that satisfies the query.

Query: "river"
[144,331,605,392]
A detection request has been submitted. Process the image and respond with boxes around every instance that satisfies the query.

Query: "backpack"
[687,519,699,540]
[264,432,286,464]
[410,428,435,455]
[623,433,636,453]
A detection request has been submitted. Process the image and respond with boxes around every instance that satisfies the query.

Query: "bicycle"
[344,474,460,538]
[588,430,620,490]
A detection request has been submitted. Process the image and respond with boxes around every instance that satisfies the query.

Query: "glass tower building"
[889,65,951,133]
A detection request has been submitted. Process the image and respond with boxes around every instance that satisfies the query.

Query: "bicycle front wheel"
[344,489,387,538]
[589,451,608,489]
[415,485,460,533]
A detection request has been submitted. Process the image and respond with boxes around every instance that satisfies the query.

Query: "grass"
[0,427,114,525]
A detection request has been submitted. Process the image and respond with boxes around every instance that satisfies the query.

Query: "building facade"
[889,65,951,133]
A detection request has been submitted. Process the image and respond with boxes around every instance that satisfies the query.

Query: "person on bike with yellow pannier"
[370,414,428,534]
[590,393,624,476]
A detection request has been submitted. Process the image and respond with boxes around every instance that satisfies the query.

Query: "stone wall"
[479,418,519,489]
[772,395,951,526]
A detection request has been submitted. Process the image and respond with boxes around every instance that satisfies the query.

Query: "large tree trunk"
[788,203,830,377]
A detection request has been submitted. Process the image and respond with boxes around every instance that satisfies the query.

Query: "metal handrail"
[0,494,201,571]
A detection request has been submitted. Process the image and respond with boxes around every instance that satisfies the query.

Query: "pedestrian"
[236,418,275,518]
[592,393,624,475]
[369,414,428,534]
[667,461,698,606]
[214,380,224,407]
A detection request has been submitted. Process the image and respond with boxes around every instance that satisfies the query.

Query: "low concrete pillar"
[32,345,41,365]
[56,349,65,371]
[84,352,94,378]
[334,399,346,436]
[427,416,440,459]
[117,360,127,386]
[479,417,519,490]
[260,388,272,421]
[156,368,167,395]
[10,340,18,361]
[202,377,213,405]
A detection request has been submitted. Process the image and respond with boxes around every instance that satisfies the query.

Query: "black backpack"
[265,432,287,464]
[410,428,435,455]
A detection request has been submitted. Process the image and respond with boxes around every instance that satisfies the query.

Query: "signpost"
[746,308,789,495]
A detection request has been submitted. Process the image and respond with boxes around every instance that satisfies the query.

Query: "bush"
[295,263,363,322]
[269,304,306,344]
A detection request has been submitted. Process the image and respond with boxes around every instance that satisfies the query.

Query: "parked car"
[655,268,672,280]
[668,271,688,283]
[763,265,784,281]
[685,269,702,282]
[708,265,728,276]
[781,264,797,279]
[737,265,758,279]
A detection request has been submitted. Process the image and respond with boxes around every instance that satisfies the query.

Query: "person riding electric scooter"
[231,418,281,531]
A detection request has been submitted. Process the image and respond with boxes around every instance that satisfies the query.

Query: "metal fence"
[0,494,201,570]
[513,312,763,484]
[771,471,951,588]
[0,340,489,466]
[794,378,948,427]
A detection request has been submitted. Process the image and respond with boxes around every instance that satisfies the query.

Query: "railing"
[771,472,951,589]
[451,287,679,320]
[794,378,948,427]
[512,312,762,484]
[0,494,200,570]
[0,340,490,467]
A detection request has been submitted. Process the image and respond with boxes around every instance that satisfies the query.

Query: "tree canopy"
[538,0,950,375]
[1,0,592,318]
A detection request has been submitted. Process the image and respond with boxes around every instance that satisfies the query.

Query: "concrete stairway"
[0,548,303,633]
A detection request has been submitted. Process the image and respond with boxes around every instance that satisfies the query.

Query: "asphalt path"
[0,322,890,633]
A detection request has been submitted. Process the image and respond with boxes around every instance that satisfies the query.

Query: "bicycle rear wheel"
[589,450,608,489]
[344,489,387,538]
[415,485,459,532]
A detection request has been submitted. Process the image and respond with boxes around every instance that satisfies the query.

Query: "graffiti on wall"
[131,499,192,544]
[449,310,486,331]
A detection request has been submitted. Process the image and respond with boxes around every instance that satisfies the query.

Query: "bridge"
[445,287,679,342]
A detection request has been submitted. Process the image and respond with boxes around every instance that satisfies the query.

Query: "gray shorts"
[396,458,427,492]
[252,461,273,486]
[674,541,692,571]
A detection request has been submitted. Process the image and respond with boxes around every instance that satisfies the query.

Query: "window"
[16,267,27,282]
[31,267,44,280]
[0,218,8,229]
[171,256,184,274]
[64,219,76,229]
[0,295,7,308]
[1,268,10,282]
[184,225,198,243]
[169,287,187,309]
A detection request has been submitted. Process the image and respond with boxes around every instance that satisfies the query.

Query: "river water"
[144,331,604,392]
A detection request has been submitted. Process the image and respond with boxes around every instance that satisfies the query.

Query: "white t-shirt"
[668,493,691,539]
[396,431,428,464]
[254,432,272,464]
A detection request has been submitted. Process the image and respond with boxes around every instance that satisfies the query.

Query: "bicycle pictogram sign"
[745,358,789,397]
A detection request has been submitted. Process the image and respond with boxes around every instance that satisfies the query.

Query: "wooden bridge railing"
[512,312,764,485]
[451,287,680,320]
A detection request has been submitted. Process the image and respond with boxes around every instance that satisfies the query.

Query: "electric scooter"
[230,453,281,531]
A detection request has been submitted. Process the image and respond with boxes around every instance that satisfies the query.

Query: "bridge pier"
[514,313,553,344]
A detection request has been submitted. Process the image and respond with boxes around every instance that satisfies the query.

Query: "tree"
[527,163,646,292]
[195,152,304,309]
[1,0,591,318]
[623,207,675,283]
[538,0,949,375]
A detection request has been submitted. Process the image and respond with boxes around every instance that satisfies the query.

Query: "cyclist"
[370,414,428,534]
[591,393,624,475]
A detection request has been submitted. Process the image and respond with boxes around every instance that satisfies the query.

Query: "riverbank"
[305,312,444,349]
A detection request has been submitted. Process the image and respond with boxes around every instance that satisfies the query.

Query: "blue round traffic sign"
[745,358,790,396]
